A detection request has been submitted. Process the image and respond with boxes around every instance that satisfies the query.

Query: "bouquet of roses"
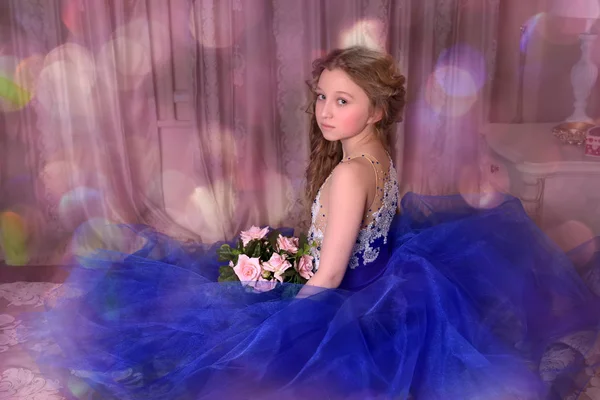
[217,226,315,292]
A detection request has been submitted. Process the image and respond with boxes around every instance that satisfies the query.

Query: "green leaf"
[296,244,310,257]
[267,229,281,248]
[261,270,274,280]
[217,244,235,262]
[245,240,258,256]
[280,268,298,283]
[263,238,274,252]
[218,265,239,283]
[263,247,274,261]
[218,274,240,283]
[252,241,262,257]
[218,243,232,252]
[298,233,308,249]
[218,265,235,278]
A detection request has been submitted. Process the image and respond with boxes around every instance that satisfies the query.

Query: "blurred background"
[1,0,599,268]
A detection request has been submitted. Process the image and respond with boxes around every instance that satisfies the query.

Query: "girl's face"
[314,68,379,142]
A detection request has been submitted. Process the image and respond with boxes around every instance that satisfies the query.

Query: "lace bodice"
[307,153,399,271]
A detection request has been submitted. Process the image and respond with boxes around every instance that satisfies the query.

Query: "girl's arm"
[297,160,369,297]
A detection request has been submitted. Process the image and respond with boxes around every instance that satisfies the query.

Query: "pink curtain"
[0,0,500,265]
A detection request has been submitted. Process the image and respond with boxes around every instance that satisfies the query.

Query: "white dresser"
[483,123,600,249]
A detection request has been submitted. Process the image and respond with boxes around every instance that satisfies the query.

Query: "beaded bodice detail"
[307,153,399,270]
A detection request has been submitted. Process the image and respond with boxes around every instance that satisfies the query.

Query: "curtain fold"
[0,0,499,265]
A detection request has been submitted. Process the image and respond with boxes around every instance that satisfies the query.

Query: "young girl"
[26,47,600,400]
[300,47,404,296]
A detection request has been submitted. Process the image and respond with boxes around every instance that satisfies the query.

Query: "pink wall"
[491,0,600,123]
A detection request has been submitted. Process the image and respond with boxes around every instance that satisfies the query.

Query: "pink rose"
[262,253,292,282]
[233,255,262,284]
[240,226,269,246]
[296,255,314,280]
[277,235,299,253]
[250,277,277,292]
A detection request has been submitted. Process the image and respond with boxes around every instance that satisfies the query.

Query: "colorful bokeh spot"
[0,55,34,112]
[0,211,29,266]
[70,218,146,260]
[424,44,486,118]
[59,187,104,230]
[520,14,543,53]
[0,75,32,110]
[67,375,92,399]
[339,19,386,51]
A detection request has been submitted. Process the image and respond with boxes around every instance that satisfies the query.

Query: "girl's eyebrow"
[315,87,355,99]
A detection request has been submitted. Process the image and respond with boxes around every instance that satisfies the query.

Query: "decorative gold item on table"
[552,122,595,145]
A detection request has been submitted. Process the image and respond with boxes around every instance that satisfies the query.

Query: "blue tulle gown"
[23,155,600,400]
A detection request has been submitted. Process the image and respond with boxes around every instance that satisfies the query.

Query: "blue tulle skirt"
[23,193,600,399]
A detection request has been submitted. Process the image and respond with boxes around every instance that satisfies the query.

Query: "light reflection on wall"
[339,19,386,51]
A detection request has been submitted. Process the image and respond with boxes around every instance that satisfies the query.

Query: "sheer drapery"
[0,0,499,265]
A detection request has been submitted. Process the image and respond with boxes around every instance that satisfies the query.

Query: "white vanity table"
[483,123,600,232]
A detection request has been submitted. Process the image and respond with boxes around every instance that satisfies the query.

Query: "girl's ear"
[367,107,383,125]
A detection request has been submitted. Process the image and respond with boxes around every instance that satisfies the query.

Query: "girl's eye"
[337,98,347,105]
[316,94,325,100]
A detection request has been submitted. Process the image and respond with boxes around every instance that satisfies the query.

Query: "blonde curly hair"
[305,46,406,203]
